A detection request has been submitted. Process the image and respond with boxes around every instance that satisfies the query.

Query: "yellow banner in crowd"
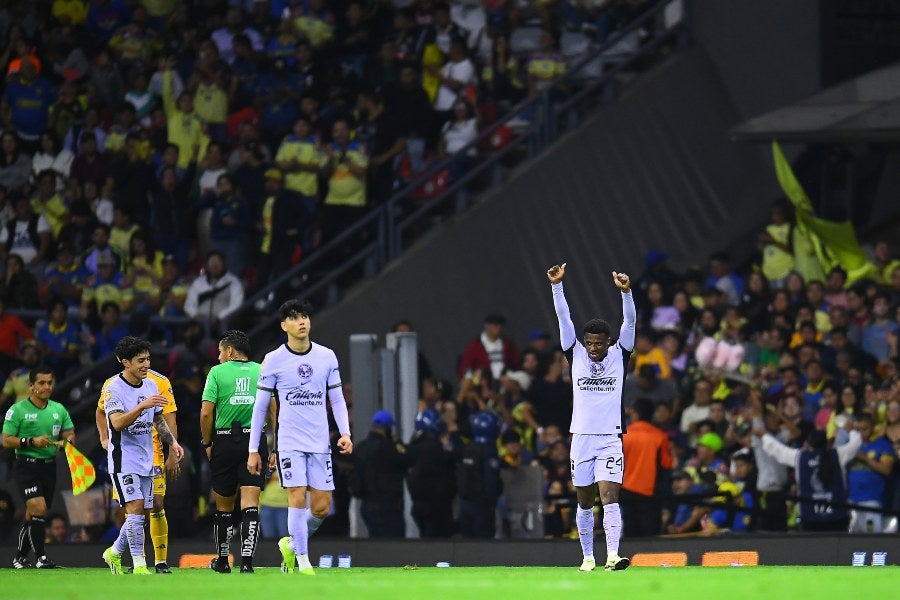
[771,141,874,283]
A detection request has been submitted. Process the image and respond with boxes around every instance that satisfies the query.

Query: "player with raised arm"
[247,299,352,575]
[201,330,270,574]
[547,263,635,572]
[101,337,184,575]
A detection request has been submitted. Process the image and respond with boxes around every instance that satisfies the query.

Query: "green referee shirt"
[2,398,74,459]
[202,360,262,429]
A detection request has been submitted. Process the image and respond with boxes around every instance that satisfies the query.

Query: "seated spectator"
[80,250,133,321]
[30,130,73,188]
[440,99,479,183]
[126,230,164,313]
[35,299,80,378]
[632,330,672,379]
[2,253,39,309]
[82,222,123,276]
[183,251,245,332]
[87,300,128,361]
[458,313,519,382]
[56,199,97,258]
[30,170,67,237]
[622,363,677,410]
[0,196,52,275]
[69,131,110,187]
[684,432,729,486]
[1,342,40,406]
[0,294,34,372]
[108,206,140,264]
[665,469,715,534]
[678,379,710,442]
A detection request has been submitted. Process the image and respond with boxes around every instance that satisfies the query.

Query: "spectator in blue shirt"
[35,299,81,377]
[2,58,57,149]
[847,413,895,533]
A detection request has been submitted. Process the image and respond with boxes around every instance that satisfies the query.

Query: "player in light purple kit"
[248,299,352,575]
[547,263,635,572]
[101,337,183,575]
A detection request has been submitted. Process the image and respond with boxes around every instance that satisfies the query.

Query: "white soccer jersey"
[257,342,342,454]
[567,340,630,435]
[552,281,636,435]
[104,374,162,475]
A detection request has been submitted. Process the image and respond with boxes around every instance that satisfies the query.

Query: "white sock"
[576,506,594,558]
[603,503,622,558]
[133,555,147,568]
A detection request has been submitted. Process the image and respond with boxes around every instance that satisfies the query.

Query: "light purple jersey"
[552,282,636,435]
[104,374,161,475]
[253,342,347,454]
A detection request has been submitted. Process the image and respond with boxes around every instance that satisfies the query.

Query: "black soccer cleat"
[155,562,172,574]
[240,563,254,573]
[209,557,232,573]
[35,556,61,569]
[12,557,33,569]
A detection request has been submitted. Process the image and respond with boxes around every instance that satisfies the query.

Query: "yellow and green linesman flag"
[771,141,874,284]
[64,441,96,495]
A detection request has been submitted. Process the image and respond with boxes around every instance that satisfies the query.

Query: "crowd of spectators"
[8,1,896,543]
[0,0,655,384]
[398,228,899,538]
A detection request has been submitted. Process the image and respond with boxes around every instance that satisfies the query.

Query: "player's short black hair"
[582,319,611,337]
[279,299,313,321]
[28,365,54,383]
[115,336,151,361]
[220,329,251,357]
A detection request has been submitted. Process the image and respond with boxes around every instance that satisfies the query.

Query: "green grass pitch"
[4,566,897,599]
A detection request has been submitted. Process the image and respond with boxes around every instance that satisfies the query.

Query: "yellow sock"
[149,510,168,565]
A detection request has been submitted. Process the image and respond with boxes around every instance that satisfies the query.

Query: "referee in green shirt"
[200,330,269,574]
[2,366,74,569]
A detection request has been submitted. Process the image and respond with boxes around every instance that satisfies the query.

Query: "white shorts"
[276,450,334,491]
[570,434,624,487]
[111,473,154,509]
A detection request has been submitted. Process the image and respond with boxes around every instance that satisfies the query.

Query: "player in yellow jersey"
[96,367,179,573]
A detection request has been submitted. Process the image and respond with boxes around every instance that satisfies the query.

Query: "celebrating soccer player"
[547,263,635,572]
[3,367,74,569]
[202,330,270,573]
[96,347,180,573]
[100,337,183,575]
[247,299,352,575]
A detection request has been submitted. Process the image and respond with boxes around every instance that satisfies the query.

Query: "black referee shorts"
[210,431,268,497]
[14,457,57,503]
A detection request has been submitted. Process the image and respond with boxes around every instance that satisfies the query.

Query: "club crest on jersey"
[126,486,135,495]
[590,362,606,376]
[298,364,313,383]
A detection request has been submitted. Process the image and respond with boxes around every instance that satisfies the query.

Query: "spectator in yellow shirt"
[322,118,368,244]
[160,60,209,169]
[30,170,68,237]
[632,330,672,380]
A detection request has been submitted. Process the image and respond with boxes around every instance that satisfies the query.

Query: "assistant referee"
[2,366,74,569]
[200,330,270,574]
